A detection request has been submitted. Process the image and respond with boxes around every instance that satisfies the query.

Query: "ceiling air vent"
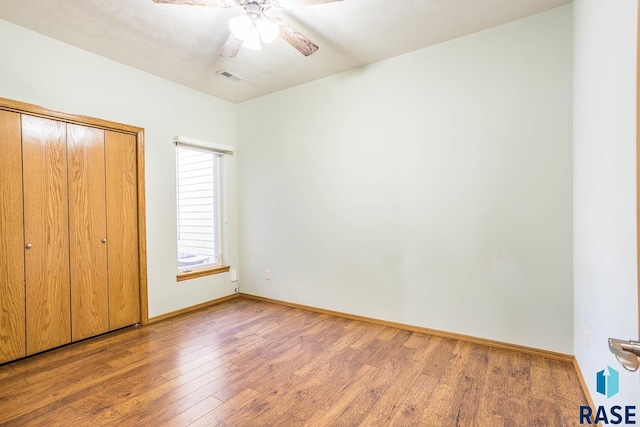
[216,70,244,81]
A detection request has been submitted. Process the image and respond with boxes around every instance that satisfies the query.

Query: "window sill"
[177,265,230,282]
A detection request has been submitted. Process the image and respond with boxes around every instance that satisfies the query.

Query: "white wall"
[238,6,573,353]
[0,19,239,318]
[573,0,640,405]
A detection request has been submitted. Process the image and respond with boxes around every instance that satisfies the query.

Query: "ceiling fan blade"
[152,0,236,8]
[219,34,242,57]
[274,0,343,8]
[272,17,318,56]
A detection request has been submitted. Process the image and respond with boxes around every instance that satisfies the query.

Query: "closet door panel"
[105,131,140,330]
[0,111,26,363]
[22,115,71,355]
[68,124,109,341]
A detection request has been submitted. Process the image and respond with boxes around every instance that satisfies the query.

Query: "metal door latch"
[609,338,640,372]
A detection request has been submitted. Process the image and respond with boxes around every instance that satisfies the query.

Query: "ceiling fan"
[152,0,342,57]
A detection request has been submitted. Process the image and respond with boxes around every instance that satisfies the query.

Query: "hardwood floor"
[0,297,587,426]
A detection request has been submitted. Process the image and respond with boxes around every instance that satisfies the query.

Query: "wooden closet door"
[0,111,26,363]
[68,124,109,341]
[22,115,71,355]
[105,130,140,330]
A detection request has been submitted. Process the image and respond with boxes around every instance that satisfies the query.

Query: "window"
[176,144,223,277]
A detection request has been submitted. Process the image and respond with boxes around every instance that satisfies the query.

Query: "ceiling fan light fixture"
[256,18,278,43]
[229,15,252,40]
[241,25,262,49]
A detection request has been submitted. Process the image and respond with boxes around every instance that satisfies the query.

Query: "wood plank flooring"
[0,297,587,426]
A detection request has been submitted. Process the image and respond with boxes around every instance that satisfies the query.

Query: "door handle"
[609,338,640,372]
[620,341,640,356]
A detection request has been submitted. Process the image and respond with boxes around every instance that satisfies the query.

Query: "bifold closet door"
[68,124,109,341]
[0,111,26,363]
[22,115,71,355]
[105,130,140,330]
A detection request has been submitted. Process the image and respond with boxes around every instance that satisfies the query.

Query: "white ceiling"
[0,0,570,103]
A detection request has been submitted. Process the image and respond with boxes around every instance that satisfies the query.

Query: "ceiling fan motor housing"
[245,2,267,21]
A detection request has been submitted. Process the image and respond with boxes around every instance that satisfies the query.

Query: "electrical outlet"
[265,270,271,280]
[230,269,238,282]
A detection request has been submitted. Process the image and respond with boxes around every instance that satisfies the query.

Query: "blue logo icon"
[596,366,619,398]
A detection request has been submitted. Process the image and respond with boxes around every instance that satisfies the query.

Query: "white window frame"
[174,136,233,280]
